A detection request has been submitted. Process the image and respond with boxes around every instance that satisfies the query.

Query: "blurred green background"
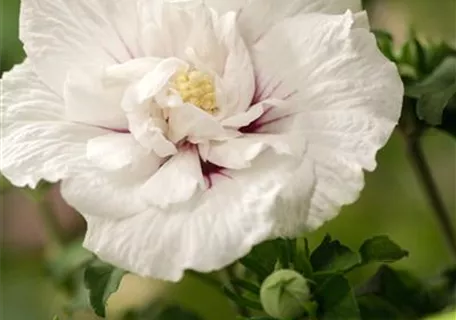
[1,0,455,319]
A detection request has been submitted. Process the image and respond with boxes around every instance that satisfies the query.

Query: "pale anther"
[170,69,218,114]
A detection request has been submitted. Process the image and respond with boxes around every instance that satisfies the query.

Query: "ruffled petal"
[202,0,246,14]
[81,151,311,281]
[86,133,150,171]
[168,103,239,144]
[0,61,106,188]
[221,103,264,128]
[238,0,362,45]
[20,0,141,94]
[206,133,306,169]
[251,12,403,229]
[140,148,205,209]
[64,66,128,129]
[214,12,255,116]
[121,58,186,156]
[61,160,160,219]
[141,2,255,117]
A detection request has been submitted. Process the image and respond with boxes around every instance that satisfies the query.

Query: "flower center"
[171,69,218,114]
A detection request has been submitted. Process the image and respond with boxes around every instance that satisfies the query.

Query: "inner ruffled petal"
[140,147,205,209]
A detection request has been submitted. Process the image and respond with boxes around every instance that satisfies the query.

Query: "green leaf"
[48,240,94,287]
[231,279,260,295]
[406,57,456,126]
[417,83,456,125]
[237,317,276,320]
[358,266,445,317]
[424,42,456,74]
[84,261,127,318]
[359,236,409,264]
[310,235,361,273]
[240,256,270,282]
[223,287,263,311]
[406,57,456,97]
[24,181,53,202]
[64,282,91,316]
[373,30,395,61]
[357,295,402,320]
[400,37,426,72]
[123,302,204,320]
[154,306,204,320]
[425,309,456,320]
[315,274,361,320]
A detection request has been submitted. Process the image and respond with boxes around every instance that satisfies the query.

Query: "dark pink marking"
[239,106,273,133]
[178,143,231,189]
[239,107,297,134]
[98,126,130,134]
[282,89,299,101]
[200,159,231,189]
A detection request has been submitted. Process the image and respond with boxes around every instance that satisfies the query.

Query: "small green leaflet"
[406,57,456,126]
[310,235,361,273]
[315,274,361,320]
[84,261,127,318]
[359,236,409,264]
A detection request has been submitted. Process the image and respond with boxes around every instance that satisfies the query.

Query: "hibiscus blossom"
[1,0,403,281]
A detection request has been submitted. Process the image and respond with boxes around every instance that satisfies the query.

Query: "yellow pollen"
[171,69,218,114]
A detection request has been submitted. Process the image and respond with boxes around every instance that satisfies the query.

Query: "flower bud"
[260,269,311,320]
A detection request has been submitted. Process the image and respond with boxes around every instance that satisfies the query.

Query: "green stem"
[222,266,252,317]
[399,98,456,259]
[405,134,456,259]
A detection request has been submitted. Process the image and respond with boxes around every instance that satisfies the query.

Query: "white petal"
[303,147,365,230]
[207,133,306,169]
[202,0,246,13]
[20,0,141,94]
[207,137,266,170]
[61,159,161,219]
[140,1,222,61]
[221,104,264,128]
[269,158,315,238]
[168,103,239,143]
[64,67,128,130]
[120,58,187,156]
[81,151,310,281]
[129,58,188,104]
[104,57,162,86]
[238,0,362,45]
[0,61,106,188]
[140,148,204,209]
[253,12,403,167]
[86,133,150,171]
[215,12,255,116]
[123,104,177,157]
[252,12,403,229]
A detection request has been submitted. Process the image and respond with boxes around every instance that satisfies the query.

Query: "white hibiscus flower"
[0,0,403,281]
